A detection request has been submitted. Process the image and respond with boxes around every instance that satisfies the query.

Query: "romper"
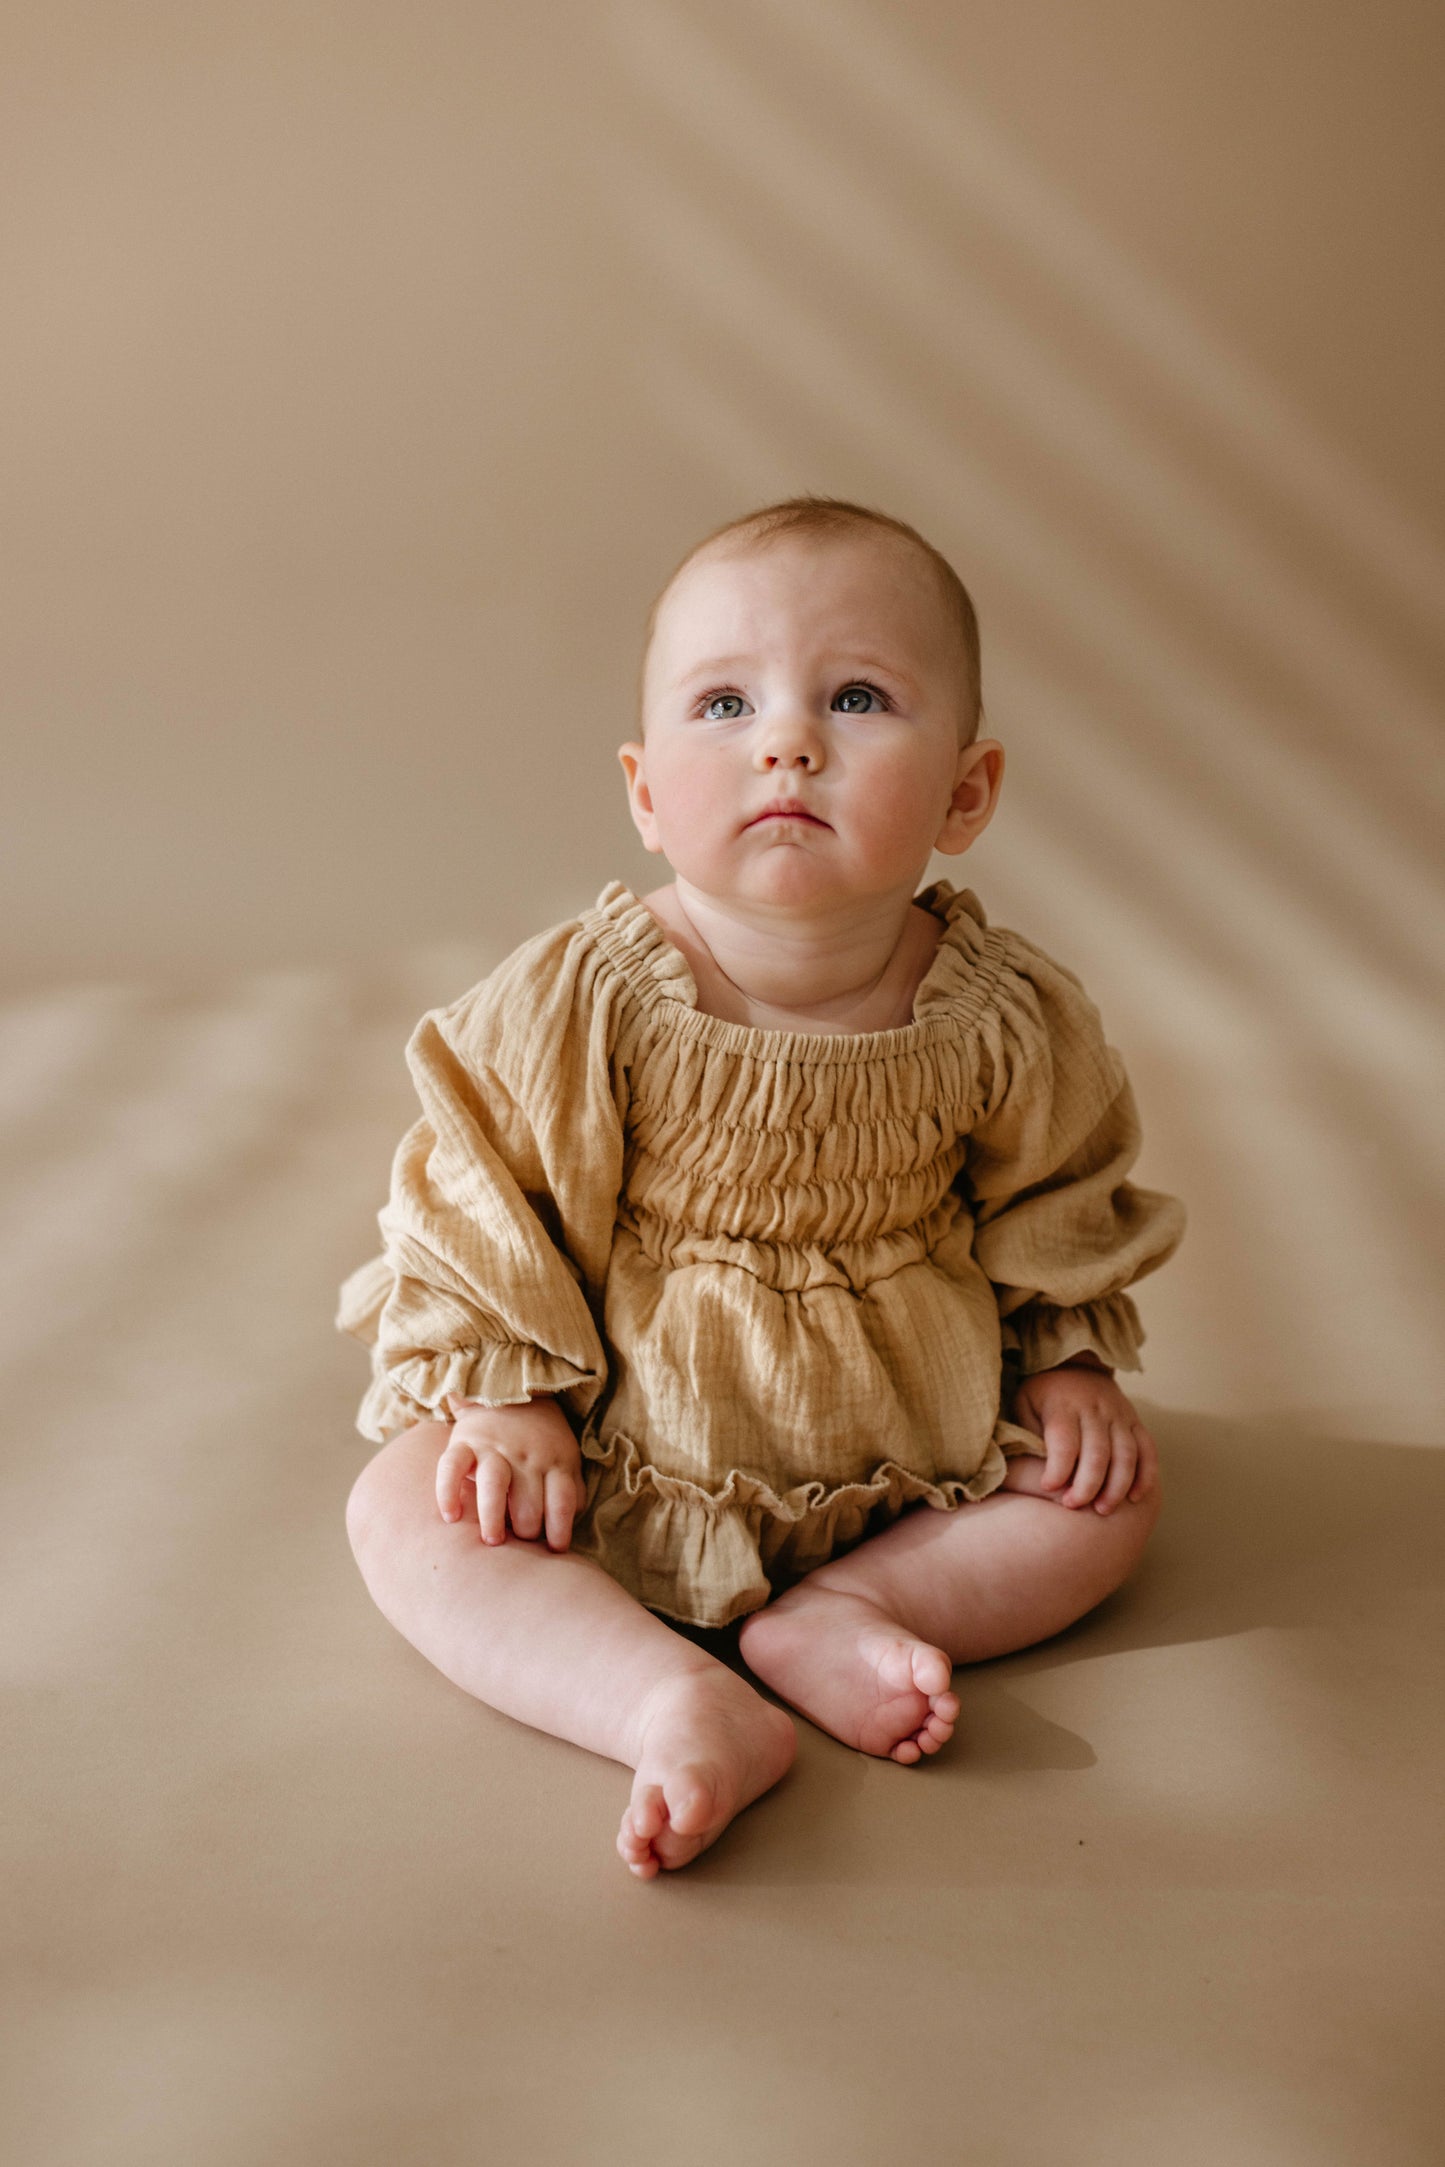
[337,879,1185,1628]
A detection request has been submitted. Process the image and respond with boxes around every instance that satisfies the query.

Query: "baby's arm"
[436,1395,587,1552]
[339,932,632,1454]
[1011,1354,1158,1517]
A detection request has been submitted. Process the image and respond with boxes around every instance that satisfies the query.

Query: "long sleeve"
[961,929,1185,1376]
[336,916,629,1442]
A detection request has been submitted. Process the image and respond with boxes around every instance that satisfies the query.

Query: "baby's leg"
[346,1423,794,1877]
[738,1461,1159,1762]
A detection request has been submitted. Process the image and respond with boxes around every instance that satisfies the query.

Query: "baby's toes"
[872,1636,937,1701]
[626,1782,667,1842]
[618,1786,669,1876]
[619,1836,662,1879]
[890,1688,958,1764]
[616,1818,659,1878]
[910,1645,955,1701]
[661,1767,720,1840]
[925,1689,959,1735]
[917,1707,957,1754]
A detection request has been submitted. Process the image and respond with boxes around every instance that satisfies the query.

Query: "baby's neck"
[641,880,944,1035]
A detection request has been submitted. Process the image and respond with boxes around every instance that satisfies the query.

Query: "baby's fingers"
[1039,1412,1080,1496]
[1129,1424,1160,1502]
[543,1466,580,1552]
[507,1465,546,1542]
[474,1449,513,1545]
[1060,1415,1112,1507]
[1093,1425,1139,1516]
[436,1435,478,1523]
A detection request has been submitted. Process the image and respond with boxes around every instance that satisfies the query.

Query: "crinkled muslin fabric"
[337,880,1185,1627]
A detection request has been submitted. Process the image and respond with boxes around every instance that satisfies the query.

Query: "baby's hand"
[435,1395,587,1551]
[1010,1359,1159,1516]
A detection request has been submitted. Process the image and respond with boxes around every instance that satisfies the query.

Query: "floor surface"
[2,956,1441,2167]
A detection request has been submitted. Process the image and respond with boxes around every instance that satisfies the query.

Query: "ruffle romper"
[337,880,1185,1628]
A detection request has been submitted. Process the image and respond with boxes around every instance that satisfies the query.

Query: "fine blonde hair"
[639,496,983,740]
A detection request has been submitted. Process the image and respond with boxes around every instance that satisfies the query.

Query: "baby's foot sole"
[738,1587,960,1764]
[617,1666,796,1879]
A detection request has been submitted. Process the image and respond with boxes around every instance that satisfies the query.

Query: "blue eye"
[701,691,750,721]
[833,681,888,713]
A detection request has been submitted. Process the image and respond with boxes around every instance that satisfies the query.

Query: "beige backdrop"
[4,0,1443,1434]
[3,5,1443,2163]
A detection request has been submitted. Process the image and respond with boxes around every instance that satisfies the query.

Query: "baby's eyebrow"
[669,654,919,694]
[669,654,751,690]
[841,655,919,693]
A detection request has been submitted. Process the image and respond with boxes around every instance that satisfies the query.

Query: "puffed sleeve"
[961,928,1185,1376]
[335,916,629,1442]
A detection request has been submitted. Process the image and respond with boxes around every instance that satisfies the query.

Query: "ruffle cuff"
[354,1344,601,1444]
[1002,1291,1145,1378]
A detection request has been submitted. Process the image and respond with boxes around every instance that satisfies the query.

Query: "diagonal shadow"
[700,0,1445,639]
[600,0,1445,751]
[594,142,1445,936]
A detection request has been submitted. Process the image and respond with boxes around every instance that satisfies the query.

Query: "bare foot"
[617,1665,797,1880]
[738,1586,960,1765]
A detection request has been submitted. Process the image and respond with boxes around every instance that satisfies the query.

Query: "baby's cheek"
[651,761,731,853]
[855,768,947,857]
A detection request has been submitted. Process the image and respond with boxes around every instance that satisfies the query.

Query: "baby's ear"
[617,742,664,852]
[935,738,1004,854]
[616,741,648,804]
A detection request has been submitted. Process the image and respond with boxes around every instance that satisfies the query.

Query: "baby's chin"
[679,845,899,917]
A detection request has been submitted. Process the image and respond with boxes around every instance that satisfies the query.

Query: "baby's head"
[619,497,1003,913]
[638,498,984,744]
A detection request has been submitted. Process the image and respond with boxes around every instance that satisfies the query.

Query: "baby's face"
[619,530,999,916]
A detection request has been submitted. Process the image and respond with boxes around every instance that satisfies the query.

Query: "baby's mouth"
[747,802,829,828]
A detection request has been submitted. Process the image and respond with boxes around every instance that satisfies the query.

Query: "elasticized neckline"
[581,879,1010,1065]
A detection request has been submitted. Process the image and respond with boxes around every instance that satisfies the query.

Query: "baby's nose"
[754,711,825,768]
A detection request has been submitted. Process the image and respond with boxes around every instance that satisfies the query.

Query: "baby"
[339,496,1185,1880]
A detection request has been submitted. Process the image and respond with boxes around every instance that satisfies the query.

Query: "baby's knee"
[1039,1483,1161,1622]
[344,1420,450,1572]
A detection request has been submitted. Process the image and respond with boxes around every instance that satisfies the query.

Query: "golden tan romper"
[337,879,1185,1628]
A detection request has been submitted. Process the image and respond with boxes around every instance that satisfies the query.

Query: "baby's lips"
[746,802,830,828]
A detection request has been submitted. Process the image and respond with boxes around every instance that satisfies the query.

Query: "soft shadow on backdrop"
[2,4,1442,2164]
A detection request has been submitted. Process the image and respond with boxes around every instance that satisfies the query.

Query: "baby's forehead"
[662,529,945,640]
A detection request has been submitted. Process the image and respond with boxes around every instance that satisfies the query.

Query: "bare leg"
[738,1459,1160,1762]
[346,1423,795,1877]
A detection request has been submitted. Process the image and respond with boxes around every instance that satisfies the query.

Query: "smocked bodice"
[582,879,1009,1266]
